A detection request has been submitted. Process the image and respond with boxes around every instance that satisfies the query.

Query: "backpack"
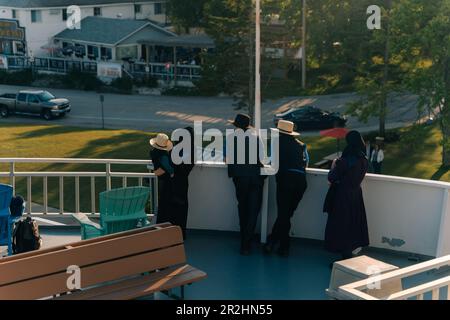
[10,195,25,217]
[12,216,42,254]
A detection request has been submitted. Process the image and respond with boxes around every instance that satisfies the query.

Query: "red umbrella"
[320,127,349,153]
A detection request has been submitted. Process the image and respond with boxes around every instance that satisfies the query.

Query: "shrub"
[110,77,134,94]
[63,71,103,91]
[134,76,158,88]
[0,69,34,85]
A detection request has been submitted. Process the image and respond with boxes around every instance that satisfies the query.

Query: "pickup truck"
[0,90,71,120]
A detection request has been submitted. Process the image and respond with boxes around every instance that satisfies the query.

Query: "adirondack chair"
[0,184,16,256]
[73,186,152,240]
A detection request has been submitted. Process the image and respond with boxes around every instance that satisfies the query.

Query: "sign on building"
[0,55,8,69]
[97,62,122,83]
[0,19,25,42]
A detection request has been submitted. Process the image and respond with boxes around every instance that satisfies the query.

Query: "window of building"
[100,47,112,60]
[62,9,68,21]
[154,3,166,15]
[87,45,99,59]
[31,10,42,23]
[12,10,17,19]
[94,7,102,16]
[134,4,142,14]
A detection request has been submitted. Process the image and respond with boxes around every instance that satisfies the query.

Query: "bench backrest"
[0,224,185,300]
[0,184,13,245]
[99,186,151,234]
[0,184,12,215]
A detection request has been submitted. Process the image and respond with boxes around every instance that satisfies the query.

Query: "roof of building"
[54,16,171,46]
[0,0,157,8]
[138,34,215,48]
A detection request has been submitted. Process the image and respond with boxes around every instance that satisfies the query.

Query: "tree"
[389,0,450,165]
[167,0,209,33]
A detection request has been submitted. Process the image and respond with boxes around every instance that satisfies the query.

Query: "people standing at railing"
[149,133,175,225]
[227,114,266,256]
[370,142,385,174]
[264,120,309,257]
[170,127,195,240]
[324,130,369,262]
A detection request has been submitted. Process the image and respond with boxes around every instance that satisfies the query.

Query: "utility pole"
[302,0,307,89]
[254,0,261,130]
[380,0,392,137]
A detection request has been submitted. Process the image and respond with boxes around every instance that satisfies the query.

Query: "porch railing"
[339,255,450,300]
[5,56,201,80]
[0,158,157,216]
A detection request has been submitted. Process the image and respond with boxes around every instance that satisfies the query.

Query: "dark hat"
[228,113,251,130]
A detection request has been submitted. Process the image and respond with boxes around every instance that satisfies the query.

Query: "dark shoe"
[277,247,290,257]
[263,242,274,255]
[240,243,251,256]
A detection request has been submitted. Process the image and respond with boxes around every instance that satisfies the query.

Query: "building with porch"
[0,0,168,56]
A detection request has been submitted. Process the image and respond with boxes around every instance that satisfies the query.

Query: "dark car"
[274,106,347,131]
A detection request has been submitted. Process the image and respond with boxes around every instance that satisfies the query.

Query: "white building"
[0,0,168,56]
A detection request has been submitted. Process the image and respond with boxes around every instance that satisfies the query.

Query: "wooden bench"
[0,223,206,300]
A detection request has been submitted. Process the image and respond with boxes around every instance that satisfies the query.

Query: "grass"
[0,122,448,214]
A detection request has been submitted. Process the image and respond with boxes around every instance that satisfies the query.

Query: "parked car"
[274,106,347,131]
[0,90,71,120]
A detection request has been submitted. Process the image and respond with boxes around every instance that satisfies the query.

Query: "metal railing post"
[106,163,112,190]
[9,162,15,194]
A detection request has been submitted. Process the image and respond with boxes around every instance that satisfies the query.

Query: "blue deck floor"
[1,228,432,300]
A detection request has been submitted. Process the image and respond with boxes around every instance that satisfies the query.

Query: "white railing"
[339,255,450,300]
[0,158,157,215]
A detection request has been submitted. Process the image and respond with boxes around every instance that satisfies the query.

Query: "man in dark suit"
[264,120,309,257]
[227,114,266,255]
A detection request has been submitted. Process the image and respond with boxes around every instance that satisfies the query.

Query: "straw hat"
[276,120,300,136]
[149,133,173,151]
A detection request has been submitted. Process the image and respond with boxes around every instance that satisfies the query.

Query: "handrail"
[339,254,450,300]
[0,158,157,216]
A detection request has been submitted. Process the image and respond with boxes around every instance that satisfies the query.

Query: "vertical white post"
[43,177,48,214]
[254,0,261,131]
[9,162,15,194]
[122,176,127,188]
[27,176,32,214]
[91,177,96,214]
[432,288,439,300]
[75,176,80,213]
[106,163,112,191]
[59,176,64,214]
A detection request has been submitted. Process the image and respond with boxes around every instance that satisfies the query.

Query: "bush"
[0,69,34,85]
[133,76,158,88]
[110,77,134,94]
[63,71,103,91]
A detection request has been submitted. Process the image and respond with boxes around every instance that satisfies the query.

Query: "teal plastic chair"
[0,184,17,256]
[73,186,151,240]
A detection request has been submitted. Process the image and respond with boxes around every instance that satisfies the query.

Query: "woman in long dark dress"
[324,130,369,260]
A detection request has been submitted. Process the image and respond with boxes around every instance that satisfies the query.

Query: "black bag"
[12,216,42,254]
[323,183,338,214]
[10,195,25,217]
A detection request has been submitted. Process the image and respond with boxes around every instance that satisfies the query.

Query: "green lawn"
[0,123,448,213]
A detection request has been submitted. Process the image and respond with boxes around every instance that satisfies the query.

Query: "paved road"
[0,84,423,135]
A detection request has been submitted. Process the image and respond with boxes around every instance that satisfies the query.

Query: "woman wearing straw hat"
[264,120,309,257]
[150,133,175,225]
